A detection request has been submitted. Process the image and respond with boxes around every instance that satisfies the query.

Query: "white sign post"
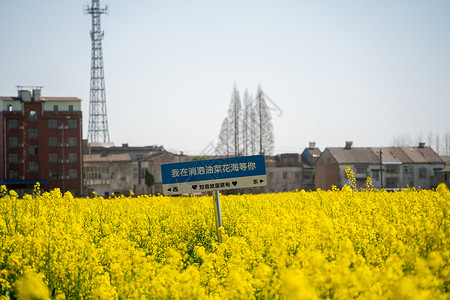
[212,190,223,243]
[161,155,267,242]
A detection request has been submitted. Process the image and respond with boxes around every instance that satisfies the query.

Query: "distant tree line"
[216,85,274,156]
[391,130,450,155]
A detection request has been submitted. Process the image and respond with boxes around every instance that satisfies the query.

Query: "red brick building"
[0,88,83,195]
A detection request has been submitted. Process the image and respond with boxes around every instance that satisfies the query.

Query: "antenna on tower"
[86,0,110,143]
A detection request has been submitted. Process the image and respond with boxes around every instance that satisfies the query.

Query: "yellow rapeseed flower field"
[0,182,449,299]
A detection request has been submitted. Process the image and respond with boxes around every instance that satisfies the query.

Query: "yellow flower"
[15,271,50,300]
[0,186,448,298]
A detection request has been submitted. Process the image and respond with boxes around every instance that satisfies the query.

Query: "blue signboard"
[161,155,267,195]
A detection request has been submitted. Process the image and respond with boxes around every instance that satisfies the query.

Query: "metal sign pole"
[212,190,223,243]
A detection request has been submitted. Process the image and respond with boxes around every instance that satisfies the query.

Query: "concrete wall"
[266,166,302,192]
[84,160,133,196]
[43,101,81,112]
[134,153,191,195]
[0,100,22,111]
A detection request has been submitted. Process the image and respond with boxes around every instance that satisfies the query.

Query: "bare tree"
[216,118,231,156]
[414,132,423,146]
[427,130,434,150]
[443,129,450,156]
[391,133,412,147]
[249,99,258,155]
[228,84,242,156]
[255,85,274,155]
[216,84,275,156]
[434,133,440,154]
[241,89,252,156]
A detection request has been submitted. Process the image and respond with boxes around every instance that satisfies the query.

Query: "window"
[372,170,379,181]
[8,105,13,112]
[29,162,38,172]
[9,153,19,163]
[85,167,100,180]
[120,172,126,180]
[102,167,110,179]
[283,172,288,179]
[28,128,38,139]
[84,167,91,179]
[295,172,300,178]
[69,169,78,179]
[8,120,18,129]
[69,105,73,112]
[386,178,400,189]
[68,137,77,147]
[29,145,38,155]
[68,119,77,129]
[355,166,368,174]
[48,120,58,129]
[403,166,413,174]
[49,170,59,179]
[48,137,58,147]
[386,166,399,175]
[9,137,19,147]
[68,153,77,163]
[53,105,58,111]
[419,168,427,179]
[304,170,313,180]
[9,170,19,180]
[28,110,38,121]
[49,153,58,163]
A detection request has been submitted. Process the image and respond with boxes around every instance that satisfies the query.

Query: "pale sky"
[1,0,449,155]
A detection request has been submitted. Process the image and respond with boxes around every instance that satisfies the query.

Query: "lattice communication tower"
[86,0,110,143]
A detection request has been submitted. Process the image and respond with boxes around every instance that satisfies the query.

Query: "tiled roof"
[370,147,399,163]
[327,147,379,164]
[404,147,444,163]
[441,156,450,164]
[83,153,131,162]
[326,146,444,164]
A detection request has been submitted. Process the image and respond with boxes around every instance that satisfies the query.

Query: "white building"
[83,153,133,196]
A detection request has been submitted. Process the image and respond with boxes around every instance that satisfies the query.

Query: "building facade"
[301,142,321,190]
[133,151,192,195]
[315,142,445,190]
[265,154,303,193]
[0,88,83,195]
[83,153,133,196]
[83,143,165,196]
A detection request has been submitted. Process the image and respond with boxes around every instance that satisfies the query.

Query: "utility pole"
[379,150,383,189]
[86,0,110,143]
